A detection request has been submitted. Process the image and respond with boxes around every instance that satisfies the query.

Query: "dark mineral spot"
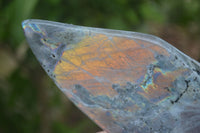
[171,80,190,104]
[164,87,170,92]
[193,69,200,75]
[52,54,56,58]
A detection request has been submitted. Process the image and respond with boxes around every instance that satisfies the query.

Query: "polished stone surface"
[23,19,200,133]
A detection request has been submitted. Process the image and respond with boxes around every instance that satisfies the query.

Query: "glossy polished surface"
[23,19,200,133]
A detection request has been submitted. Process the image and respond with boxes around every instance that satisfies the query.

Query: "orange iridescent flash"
[54,33,172,99]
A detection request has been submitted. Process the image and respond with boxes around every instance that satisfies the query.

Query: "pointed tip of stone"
[22,19,39,32]
[22,19,31,29]
[21,19,87,79]
[21,19,63,77]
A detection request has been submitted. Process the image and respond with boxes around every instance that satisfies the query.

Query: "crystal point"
[22,19,200,133]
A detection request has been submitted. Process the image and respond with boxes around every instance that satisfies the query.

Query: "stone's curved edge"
[22,19,200,68]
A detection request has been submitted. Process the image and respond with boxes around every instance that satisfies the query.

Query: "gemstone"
[22,19,200,133]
